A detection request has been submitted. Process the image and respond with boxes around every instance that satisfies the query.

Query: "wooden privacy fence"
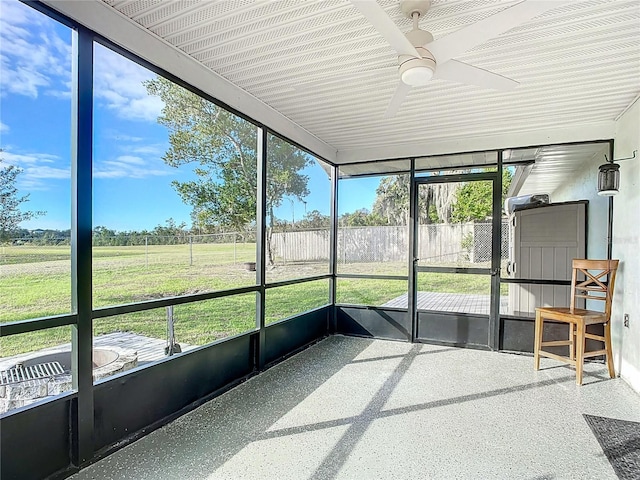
[271,222,509,264]
[418,223,473,263]
[270,229,331,262]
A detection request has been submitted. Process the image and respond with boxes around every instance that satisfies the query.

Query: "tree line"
[8,220,249,247]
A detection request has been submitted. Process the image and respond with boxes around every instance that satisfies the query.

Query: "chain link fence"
[1,232,258,270]
[467,221,510,263]
[3,222,510,270]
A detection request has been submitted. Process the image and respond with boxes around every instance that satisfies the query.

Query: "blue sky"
[1,0,378,234]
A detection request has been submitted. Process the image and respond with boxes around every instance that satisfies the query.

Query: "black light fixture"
[597,150,638,196]
[597,161,620,196]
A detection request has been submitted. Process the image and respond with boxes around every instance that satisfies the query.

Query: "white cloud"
[105,132,145,143]
[1,148,69,190]
[93,44,164,122]
[117,155,147,166]
[18,165,71,190]
[0,0,72,99]
[0,1,163,114]
[0,121,8,133]
[22,165,70,179]
[94,129,171,180]
[1,150,59,165]
[4,146,173,185]
[130,144,166,156]
[94,155,173,179]
[0,57,50,98]
[46,86,72,100]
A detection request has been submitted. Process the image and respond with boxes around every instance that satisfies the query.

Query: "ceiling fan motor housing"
[399,27,436,86]
[400,0,432,19]
[398,49,436,86]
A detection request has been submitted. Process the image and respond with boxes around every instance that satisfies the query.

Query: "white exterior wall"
[612,97,640,393]
[550,153,608,260]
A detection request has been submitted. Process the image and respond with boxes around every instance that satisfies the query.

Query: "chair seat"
[536,306,608,324]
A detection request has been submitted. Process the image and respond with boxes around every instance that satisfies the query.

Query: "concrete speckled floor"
[69,336,640,480]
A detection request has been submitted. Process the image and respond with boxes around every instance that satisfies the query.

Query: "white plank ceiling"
[70,0,639,165]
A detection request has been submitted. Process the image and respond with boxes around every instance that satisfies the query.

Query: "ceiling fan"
[351,0,565,117]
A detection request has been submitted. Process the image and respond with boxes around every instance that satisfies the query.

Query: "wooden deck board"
[383,291,509,315]
[0,332,195,370]
[93,332,195,364]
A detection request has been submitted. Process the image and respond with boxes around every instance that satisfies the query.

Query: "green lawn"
[337,277,408,305]
[1,243,506,357]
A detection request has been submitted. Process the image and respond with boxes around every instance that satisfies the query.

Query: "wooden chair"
[534,259,619,385]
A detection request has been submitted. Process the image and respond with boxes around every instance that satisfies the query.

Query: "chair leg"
[604,322,615,378]
[534,311,543,370]
[569,323,575,361]
[575,323,585,385]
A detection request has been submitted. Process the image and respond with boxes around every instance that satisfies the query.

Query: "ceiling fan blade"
[384,81,412,118]
[428,1,567,65]
[434,60,519,91]
[351,0,421,58]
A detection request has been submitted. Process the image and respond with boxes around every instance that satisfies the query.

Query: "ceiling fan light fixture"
[399,56,435,86]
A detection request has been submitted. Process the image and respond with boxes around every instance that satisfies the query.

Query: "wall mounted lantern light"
[597,162,620,196]
[597,150,637,197]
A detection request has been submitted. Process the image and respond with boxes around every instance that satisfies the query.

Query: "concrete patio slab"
[68,335,640,480]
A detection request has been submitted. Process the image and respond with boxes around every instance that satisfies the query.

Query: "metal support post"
[329,164,338,332]
[256,127,268,369]
[70,26,94,466]
[408,159,417,342]
[489,151,504,350]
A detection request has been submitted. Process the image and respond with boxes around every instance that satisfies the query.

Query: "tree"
[93,226,117,246]
[371,174,458,225]
[451,168,513,222]
[339,208,386,227]
[370,168,511,226]
[153,218,188,237]
[372,175,410,225]
[0,157,44,242]
[429,181,459,223]
[145,77,311,264]
[297,210,330,229]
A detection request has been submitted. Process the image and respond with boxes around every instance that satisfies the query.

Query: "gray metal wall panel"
[0,395,72,480]
[93,333,253,452]
[500,317,604,355]
[264,307,330,365]
[417,312,489,348]
[336,307,410,342]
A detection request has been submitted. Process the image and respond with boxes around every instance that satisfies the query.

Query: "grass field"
[1,243,504,357]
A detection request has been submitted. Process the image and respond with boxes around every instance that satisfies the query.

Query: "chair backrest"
[570,259,619,318]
